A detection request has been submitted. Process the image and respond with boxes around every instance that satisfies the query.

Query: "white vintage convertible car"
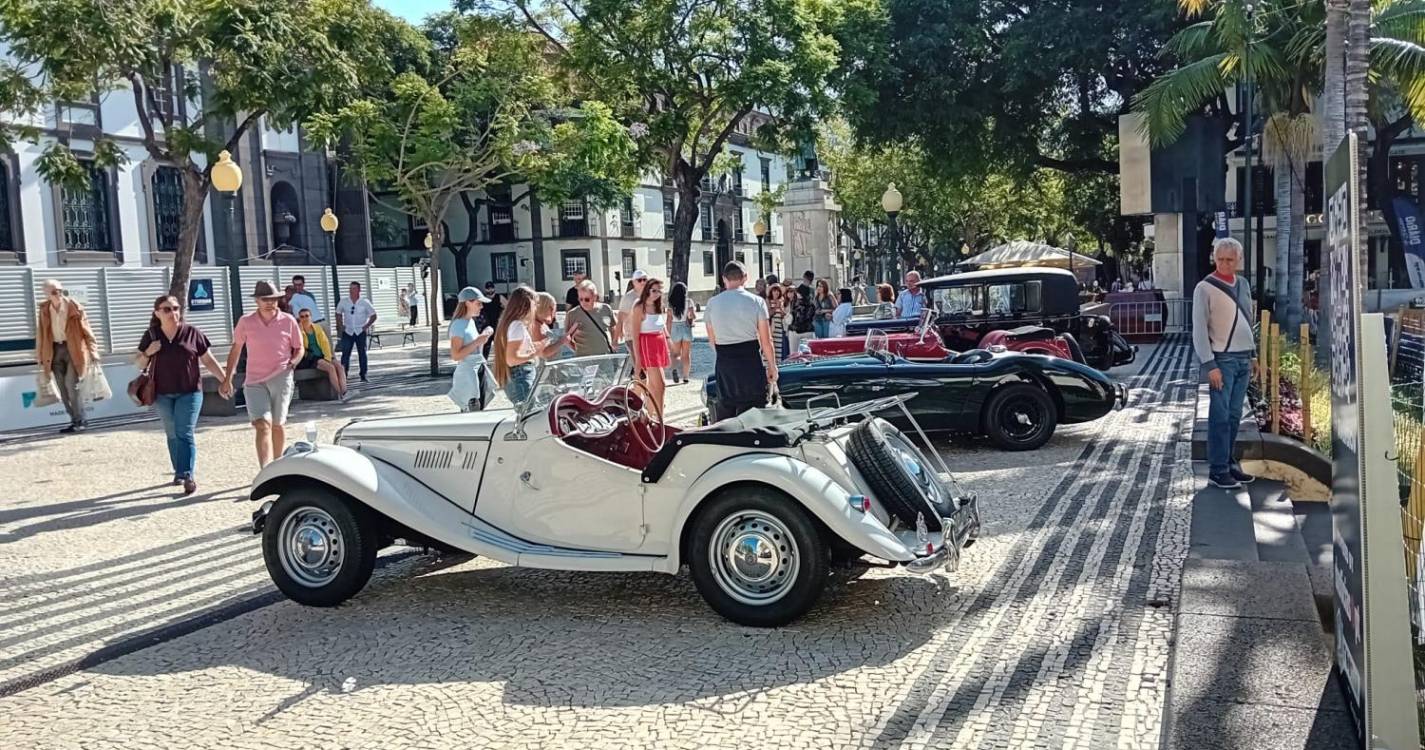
[249,354,980,627]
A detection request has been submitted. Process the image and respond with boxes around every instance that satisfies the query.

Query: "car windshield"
[520,354,631,417]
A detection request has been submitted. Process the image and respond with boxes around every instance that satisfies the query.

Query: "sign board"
[375,276,391,291]
[187,278,215,312]
[1213,210,1230,239]
[1390,196,1425,289]
[1327,132,1420,749]
[1,360,145,431]
[65,284,91,306]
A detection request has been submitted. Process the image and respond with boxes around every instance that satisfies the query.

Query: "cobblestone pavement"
[0,334,1198,749]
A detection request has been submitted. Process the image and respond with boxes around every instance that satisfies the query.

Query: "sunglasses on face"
[159,305,180,313]
[48,290,62,297]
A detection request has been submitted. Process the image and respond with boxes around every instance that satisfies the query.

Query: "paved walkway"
[0,336,1202,749]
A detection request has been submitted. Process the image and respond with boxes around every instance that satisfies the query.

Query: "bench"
[367,328,416,349]
[294,367,339,401]
[200,372,242,417]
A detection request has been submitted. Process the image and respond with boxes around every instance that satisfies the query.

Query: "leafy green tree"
[0,0,404,298]
[308,14,639,374]
[501,0,854,284]
[837,0,1184,179]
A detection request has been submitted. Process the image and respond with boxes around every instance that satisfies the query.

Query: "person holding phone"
[448,287,497,412]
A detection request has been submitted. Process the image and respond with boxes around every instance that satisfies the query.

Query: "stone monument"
[780,137,845,287]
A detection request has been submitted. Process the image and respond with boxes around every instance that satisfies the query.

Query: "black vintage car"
[847,267,1136,370]
[704,347,1126,451]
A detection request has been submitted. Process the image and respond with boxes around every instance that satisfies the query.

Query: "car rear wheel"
[689,488,828,627]
[983,383,1057,451]
[846,419,945,532]
[263,488,379,607]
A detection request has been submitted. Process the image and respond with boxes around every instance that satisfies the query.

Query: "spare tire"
[846,419,943,532]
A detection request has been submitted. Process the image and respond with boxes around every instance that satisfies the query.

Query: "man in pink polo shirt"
[221,280,305,467]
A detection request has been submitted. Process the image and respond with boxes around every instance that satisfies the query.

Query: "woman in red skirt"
[629,277,670,416]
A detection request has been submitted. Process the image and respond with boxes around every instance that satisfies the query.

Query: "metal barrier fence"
[0,264,425,366]
[1106,298,1192,338]
[1389,309,1425,644]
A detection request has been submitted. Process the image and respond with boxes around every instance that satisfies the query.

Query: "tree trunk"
[1273,157,1291,317]
[1322,1,1348,154]
[529,191,546,292]
[427,218,443,378]
[167,171,211,300]
[1285,166,1305,331]
[1346,0,1372,280]
[670,182,700,286]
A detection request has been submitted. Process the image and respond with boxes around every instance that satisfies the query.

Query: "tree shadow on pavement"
[0,485,248,542]
[94,559,953,708]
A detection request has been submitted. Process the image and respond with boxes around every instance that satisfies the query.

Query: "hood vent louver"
[413,449,454,470]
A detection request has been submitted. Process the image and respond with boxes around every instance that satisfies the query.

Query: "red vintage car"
[791,311,1080,363]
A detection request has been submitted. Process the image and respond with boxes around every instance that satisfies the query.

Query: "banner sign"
[1213,210,1230,239]
[187,278,215,312]
[1391,196,1425,289]
[0,360,145,431]
[1328,132,1421,749]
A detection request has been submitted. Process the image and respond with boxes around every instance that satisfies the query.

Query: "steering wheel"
[950,348,994,365]
[621,377,667,453]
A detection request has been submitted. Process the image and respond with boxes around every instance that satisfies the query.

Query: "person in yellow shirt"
[296,309,346,399]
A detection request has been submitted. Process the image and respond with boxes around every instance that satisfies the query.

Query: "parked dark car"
[705,347,1126,451]
[847,267,1136,370]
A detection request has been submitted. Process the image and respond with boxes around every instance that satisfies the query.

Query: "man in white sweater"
[1192,237,1257,489]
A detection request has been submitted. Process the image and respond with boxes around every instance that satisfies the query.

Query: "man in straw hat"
[222,280,304,467]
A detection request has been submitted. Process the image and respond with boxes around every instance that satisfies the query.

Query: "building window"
[621,197,635,238]
[761,157,771,192]
[734,209,745,242]
[700,174,714,194]
[700,202,713,241]
[491,252,517,283]
[732,155,744,196]
[559,198,587,237]
[60,162,114,252]
[622,249,636,277]
[1235,165,1275,216]
[489,204,514,242]
[763,251,773,273]
[561,249,589,280]
[151,166,184,253]
[148,66,177,123]
[0,162,14,252]
[702,250,714,276]
[663,194,675,237]
[736,250,747,264]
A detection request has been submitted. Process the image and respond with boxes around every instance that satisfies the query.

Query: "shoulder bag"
[127,363,157,407]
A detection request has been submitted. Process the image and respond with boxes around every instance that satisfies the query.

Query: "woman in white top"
[629,277,671,415]
[829,287,855,337]
[492,286,577,406]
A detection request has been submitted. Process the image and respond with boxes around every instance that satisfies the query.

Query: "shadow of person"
[93,556,955,709]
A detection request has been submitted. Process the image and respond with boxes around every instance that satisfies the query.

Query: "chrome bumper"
[1114,382,1129,409]
[905,495,980,574]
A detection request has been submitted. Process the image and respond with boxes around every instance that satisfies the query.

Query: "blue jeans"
[1206,352,1252,477]
[505,362,536,406]
[340,332,368,378]
[154,391,203,479]
[814,318,830,339]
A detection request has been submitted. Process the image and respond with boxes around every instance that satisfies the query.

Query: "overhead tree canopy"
[307,12,639,374]
[0,0,406,298]
[837,0,1184,179]
[498,0,857,284]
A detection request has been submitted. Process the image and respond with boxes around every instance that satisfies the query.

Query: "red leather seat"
[549,388,679,471]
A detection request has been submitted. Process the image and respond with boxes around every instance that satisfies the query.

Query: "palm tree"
[1135,0,1321,328]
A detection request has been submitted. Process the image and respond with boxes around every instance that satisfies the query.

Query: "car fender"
[249,445,506,563]
[664,453,916,570]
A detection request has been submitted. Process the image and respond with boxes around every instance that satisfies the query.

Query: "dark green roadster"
[704,348,1126,451]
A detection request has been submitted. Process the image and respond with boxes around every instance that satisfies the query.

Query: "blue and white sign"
[1391,196,1425,289]
[188,278,215,312]
[1213,210,1230,239]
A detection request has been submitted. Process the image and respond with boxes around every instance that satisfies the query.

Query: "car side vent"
[413,449,454,470]
[461,452,481,471]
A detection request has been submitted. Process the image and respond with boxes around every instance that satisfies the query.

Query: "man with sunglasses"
[221,281,304,467]
[35,279,99,433]
[566,280,617,357]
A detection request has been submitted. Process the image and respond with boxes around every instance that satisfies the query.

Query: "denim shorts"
[504,362,536,406]
[670,320,693,343]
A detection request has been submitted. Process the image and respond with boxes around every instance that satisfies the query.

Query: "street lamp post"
[881,183,903,282]
[320,208,339,263]
[210,150,243,320]
[1242,2,1259,292]
[753,218,767,281]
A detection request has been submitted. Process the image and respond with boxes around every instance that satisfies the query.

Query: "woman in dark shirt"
[136,295,229,496]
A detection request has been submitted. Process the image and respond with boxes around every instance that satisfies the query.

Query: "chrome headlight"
[283,441,316,458]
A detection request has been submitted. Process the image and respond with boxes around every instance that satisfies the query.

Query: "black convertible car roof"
[641,408,813,484]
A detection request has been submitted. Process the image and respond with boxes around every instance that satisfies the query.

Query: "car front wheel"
[983,383,1058,451]
[262,488,379,607]
[689,488,828,627]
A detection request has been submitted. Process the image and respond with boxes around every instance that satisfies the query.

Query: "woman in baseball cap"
[448,286,496,411]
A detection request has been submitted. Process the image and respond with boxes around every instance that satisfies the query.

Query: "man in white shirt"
[895,271,925,318]
[705,262,778,421]
[288,274,324,327]
[617,269,648,349]
[336,281,378,383]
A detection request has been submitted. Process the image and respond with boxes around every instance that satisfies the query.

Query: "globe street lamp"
[753,218,768,280]
[882,183,903,282]
[211,150,243,319]
[320,208,339,263]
